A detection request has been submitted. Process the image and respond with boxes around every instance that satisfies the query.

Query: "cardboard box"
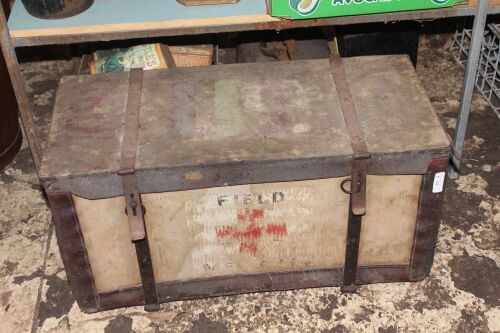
[268,0,465,20]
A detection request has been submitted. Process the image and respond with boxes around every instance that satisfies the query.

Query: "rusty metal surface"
[10,6,500,47]
[41,56,450,199]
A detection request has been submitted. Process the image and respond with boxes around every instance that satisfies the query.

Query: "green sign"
[270,0,465,20]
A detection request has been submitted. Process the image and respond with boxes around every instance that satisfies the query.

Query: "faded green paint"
[215,79,243,137]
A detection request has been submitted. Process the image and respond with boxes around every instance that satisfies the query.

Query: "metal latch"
[341,154,370,216]
[351,154,369,216]
[120,172,146,241]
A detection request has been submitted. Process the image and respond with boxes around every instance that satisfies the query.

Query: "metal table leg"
[450,0,490,178]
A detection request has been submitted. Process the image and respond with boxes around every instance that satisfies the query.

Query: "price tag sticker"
[432,172,446,193]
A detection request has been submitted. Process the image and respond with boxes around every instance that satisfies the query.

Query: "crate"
[42,55,450,312]
[450,23,500,119]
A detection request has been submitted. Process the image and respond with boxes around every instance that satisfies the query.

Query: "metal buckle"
[351,156,369,216]
[120,173,146,242]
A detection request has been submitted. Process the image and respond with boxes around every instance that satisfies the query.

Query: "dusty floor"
[0,33,499,333]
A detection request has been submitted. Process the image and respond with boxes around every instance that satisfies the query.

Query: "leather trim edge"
[409,158,448,281]
[46,192,99,313]
[97,265,409,312]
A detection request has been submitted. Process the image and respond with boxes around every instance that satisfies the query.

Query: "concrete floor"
[0,33,498,333]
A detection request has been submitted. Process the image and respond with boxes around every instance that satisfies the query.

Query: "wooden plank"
[74,175,422,293]
[8,0,500,46]
[9,14,278,39]
[8,0,275,38]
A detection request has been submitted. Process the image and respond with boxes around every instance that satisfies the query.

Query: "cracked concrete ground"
[0,32,498,333]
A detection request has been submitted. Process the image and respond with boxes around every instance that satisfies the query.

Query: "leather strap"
[119,68,159,311]
[119,68,146,241]
[330,55,370,292]
[329,55,368,154]
[120,68,143,173]
[163,45,177,68]
[135,233,160,312]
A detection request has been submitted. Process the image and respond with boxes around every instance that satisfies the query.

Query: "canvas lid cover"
[41,55,450,199]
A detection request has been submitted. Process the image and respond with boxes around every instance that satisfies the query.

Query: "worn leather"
[47,192,99,313]
[409,157,449,281]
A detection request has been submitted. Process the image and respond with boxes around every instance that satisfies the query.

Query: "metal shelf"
[451,23,500,118]
[8,0,500,47]
[0,0,496,174]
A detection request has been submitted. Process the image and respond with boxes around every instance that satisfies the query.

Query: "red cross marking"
[215,208,288,256]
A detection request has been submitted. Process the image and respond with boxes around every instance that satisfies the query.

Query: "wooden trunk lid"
[41,55,450,199]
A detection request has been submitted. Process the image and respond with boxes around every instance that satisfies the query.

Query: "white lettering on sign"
[332,0,392,6]
[432,172,445,193]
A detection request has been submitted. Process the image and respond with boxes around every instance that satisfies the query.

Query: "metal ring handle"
[341,178,353,195]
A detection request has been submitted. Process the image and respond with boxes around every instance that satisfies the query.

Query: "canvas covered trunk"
[40,55,450,313]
